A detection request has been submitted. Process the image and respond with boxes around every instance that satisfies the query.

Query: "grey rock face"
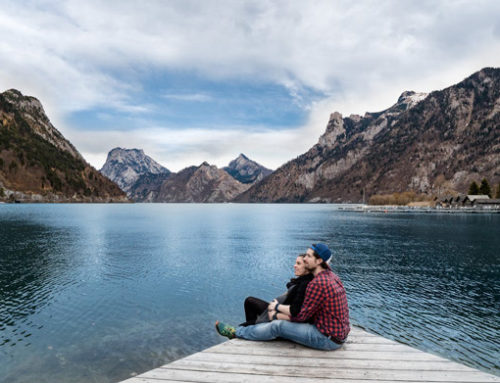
[100,148,170,193]
[128,172,171,202]
[223,153,273,184]
[152,162,250,202]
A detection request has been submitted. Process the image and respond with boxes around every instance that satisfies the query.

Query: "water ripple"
[0,205,499,382]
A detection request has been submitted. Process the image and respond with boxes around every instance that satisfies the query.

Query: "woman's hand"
[268,309,276,320]
[268,299,278,312]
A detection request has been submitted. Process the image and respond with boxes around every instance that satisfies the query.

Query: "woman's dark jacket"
[283,273,314,317]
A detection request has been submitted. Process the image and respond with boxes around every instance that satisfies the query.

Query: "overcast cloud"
[0,0,499,170]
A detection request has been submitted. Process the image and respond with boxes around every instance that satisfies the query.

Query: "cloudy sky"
[1,1,499,171]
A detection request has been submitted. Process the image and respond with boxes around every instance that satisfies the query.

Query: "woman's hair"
[311,244,330,269]
[297,253,307,258]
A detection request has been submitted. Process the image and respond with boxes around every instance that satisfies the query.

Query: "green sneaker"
[215,321,236,339]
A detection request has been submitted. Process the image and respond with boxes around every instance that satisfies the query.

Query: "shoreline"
[338,204,500,214]
[1,201,500,213]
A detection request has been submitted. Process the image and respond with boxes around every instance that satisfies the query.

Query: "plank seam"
[180,359,467,372]
[199,350,450,362]
[157,366,495,383]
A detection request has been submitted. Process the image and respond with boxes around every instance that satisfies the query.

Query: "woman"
[239,254,313,326]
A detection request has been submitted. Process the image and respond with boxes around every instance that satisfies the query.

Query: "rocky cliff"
[100,147,170,193]
[128,172,172,202]
[0,89,128,202]
[145,162,250,202]
[223,153,273,184]
[237,68,500,202]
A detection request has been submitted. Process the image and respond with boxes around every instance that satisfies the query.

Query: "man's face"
[304,248,321,271]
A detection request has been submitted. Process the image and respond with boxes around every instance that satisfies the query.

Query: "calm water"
[0,204,499,382]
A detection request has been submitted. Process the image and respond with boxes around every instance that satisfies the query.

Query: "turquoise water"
[0,204,499,382]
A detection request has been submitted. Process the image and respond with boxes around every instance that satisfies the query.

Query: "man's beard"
[305,263,317,272]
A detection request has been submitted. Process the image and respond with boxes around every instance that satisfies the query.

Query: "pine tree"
[496,183,500,199]
[479,178,491,197]
[468,181,479,195]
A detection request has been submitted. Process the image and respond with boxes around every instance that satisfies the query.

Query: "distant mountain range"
[138,162,250,203]
[0,89,127,202]
[99,148,271,202]
[2,67,498,203]
[237,67,500,202]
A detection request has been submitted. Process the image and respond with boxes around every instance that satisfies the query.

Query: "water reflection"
[337,212,499,373]
[0,220,77,349]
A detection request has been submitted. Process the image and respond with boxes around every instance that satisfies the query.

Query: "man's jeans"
[235,320,343,351]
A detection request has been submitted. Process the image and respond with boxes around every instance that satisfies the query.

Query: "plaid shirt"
[290,269,350,341]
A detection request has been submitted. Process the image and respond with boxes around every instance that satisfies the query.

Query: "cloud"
[71,122,319,172]
[2,1,499,112]
[162,93,213,102]
[1,0,499,170]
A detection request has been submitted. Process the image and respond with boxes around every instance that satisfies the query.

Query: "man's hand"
[268,299,278,312]
[268,309,276,320]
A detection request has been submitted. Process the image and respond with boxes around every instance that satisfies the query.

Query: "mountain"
[0,89,127,202]
[128,172,172,202]
[237,68,500,203]
[143,162,250,202]
[100,148,170,193]
[126,153,268,202]
[223,153,273,184]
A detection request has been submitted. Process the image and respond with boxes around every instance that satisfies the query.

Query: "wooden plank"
[120,378,193,383]
[219,338,421,353]
[138,368,437,383]
[207,346,449,361]
[182,352,476,372]
[344,336,399,344]
[342,342,420,352]
[204,339,456,361]
[161,360,500,382]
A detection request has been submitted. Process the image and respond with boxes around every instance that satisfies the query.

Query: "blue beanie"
[311,243,332,262]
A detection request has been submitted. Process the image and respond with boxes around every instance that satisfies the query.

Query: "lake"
[0,204,499,382]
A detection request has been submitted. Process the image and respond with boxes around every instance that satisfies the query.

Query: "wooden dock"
[119,326,500,382]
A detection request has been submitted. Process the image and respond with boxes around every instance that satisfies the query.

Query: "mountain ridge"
[103,149,271,202]
[0,89,128,202]
[237,67,500,202]
[223,153,273,184]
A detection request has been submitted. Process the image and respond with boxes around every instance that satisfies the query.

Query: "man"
[215,243,350,350]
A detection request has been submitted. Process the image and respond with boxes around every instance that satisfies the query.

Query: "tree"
[496,183,500,199]
[479,178,491,197]
[434,174,446,197]
[468,181,479,195]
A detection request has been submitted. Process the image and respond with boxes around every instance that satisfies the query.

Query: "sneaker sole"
[215,321,234,339]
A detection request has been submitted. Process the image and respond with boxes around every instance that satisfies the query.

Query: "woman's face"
[294,256,308,277]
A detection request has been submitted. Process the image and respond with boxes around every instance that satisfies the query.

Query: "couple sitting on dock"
[216,243,350,351]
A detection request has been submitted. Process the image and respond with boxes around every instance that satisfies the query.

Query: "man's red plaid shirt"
[290,269,350,341]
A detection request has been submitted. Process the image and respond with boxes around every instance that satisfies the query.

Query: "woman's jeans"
[235,320,343,351]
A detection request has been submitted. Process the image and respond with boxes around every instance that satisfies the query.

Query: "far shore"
[1,201,499,213]
[339,204,500,213]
